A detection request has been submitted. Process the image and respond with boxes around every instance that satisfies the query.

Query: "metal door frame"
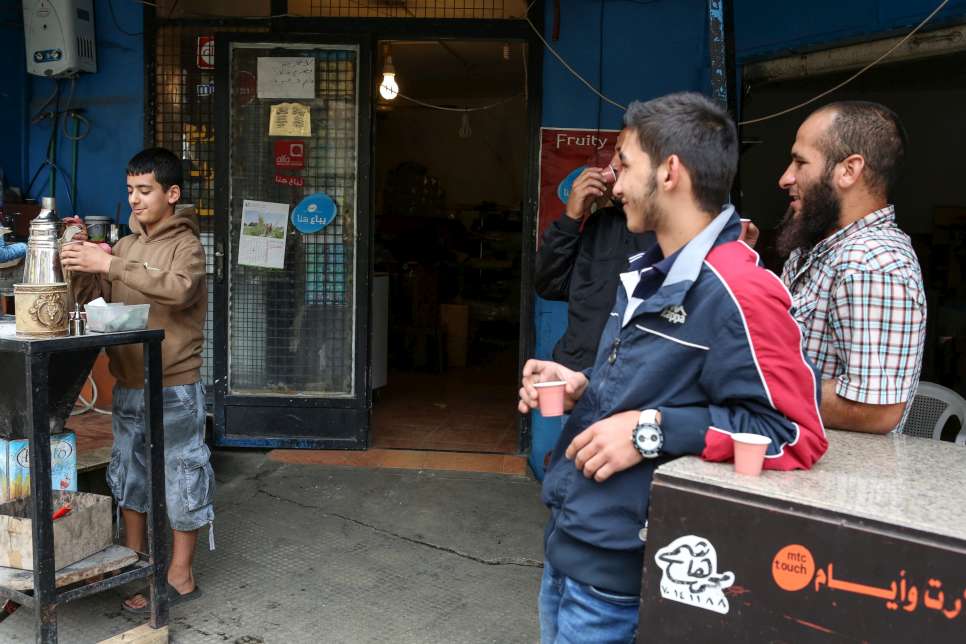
[213,32,373,448]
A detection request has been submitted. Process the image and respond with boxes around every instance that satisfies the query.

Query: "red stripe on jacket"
[703,241,827,470]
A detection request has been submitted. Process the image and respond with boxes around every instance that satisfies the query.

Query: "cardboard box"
[440,303,469,367]
[0,491,112,570]
[0,432,77,503]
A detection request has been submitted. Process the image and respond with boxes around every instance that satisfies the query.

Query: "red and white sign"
[274,140,305,169]
[537,127,619,246]
[197,36,215,70]
[274,174,305,188]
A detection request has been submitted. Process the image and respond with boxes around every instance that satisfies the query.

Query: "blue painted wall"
[21,0,143,221]
[734,0,966,62]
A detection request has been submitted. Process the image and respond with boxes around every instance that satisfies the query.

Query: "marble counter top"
[655,430,966,542]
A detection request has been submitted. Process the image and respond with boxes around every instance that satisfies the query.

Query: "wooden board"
[99,624,168,643]
[0,544,139,591]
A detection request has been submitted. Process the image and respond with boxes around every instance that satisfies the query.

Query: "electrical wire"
[395,92,523,113]
[738,0,951,125]
[522,0,951,122]
[523,9,626,110]
[110,0,143,36]
[60,78,92,141]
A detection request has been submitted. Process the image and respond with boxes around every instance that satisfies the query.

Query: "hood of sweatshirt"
[127,204,201,242]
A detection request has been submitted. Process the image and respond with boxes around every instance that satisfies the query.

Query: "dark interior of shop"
[739,50,966,433]
[369,40,529,453]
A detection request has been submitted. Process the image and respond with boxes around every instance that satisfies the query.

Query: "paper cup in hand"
[602,165,618,184]
[732,433,771,476]
[534,381,567,417]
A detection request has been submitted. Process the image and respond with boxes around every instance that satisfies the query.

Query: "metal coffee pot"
[22,197,64,285]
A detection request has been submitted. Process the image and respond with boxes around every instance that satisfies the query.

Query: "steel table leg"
[143,339,168,629]
[26,353,57,643]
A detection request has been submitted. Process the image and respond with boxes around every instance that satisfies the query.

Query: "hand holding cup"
[518,359,589,415]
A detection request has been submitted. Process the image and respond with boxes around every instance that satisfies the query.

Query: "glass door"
[213,34,371,448]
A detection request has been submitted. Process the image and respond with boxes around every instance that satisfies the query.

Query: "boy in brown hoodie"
[62,147,213,613]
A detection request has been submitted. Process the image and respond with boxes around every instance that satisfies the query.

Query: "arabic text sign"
[257,57,315,99]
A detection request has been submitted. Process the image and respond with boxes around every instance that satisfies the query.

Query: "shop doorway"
[370,39,529,453]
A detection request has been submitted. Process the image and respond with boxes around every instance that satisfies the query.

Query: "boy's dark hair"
[126,147,183,192]
[815,101,906,200]
[623,92,738,214]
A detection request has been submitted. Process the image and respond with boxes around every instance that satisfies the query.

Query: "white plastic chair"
[903,382,966,444]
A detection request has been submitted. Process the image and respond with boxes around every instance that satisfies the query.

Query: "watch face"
[635,424,662,457]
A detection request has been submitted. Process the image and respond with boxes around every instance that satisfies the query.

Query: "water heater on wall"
[23,0,97,77]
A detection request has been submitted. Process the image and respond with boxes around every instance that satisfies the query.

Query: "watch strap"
[639,409,658,426]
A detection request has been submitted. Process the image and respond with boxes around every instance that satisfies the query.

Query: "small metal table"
[0,319,168,643]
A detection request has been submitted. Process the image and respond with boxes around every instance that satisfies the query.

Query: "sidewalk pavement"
[1,449,547,643]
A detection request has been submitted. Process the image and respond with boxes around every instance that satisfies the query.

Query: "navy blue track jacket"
[541,207,827,595]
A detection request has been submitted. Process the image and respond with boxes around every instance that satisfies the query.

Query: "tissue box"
[0,432,77,503]
[85,303,150,333]
[0,491,112,570]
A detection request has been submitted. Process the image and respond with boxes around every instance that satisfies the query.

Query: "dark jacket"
[541,207,827,596]
[535,207,655,371]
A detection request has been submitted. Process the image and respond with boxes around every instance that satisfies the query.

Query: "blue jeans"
[539,560,640,644]
[109,382,215,531]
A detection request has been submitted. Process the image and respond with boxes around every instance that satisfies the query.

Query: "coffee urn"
[14,197,69,336]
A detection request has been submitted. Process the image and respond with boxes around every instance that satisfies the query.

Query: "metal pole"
[143,339,168,629]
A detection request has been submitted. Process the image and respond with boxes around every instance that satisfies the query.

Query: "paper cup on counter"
[534,381,567,417]
[732,433,771,476]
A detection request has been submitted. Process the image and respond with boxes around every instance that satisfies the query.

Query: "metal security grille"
[227,43,358,396]
[151,23,267,389]
[294,0,512,18]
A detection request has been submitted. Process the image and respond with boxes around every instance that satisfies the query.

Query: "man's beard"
[638,174,663,231]
[776,175,841,258]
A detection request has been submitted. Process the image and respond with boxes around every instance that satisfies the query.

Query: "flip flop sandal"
[121,583,203,615]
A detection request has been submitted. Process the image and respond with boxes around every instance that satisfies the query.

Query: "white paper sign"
[654,535,735,615]
[257,57,315,99]
[238,200,289,269]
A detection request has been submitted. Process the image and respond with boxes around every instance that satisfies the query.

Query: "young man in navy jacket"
[519,92,827,643]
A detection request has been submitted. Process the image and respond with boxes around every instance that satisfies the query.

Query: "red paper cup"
[602,165,618,184]
[534,381,566,417]
[732,433,771,476]
[739,218,751,238]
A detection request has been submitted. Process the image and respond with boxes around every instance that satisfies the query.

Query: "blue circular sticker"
[291,193,337,234]
[558,165,588,205]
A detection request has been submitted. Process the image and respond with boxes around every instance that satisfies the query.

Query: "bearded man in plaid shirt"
[777,101,926,434]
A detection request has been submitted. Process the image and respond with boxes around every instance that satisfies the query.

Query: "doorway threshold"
[268,448,528,476]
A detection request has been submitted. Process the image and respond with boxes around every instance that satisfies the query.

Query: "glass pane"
[228,43,358,397]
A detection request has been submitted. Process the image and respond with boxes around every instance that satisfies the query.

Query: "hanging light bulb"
[380,45,399,101]
[458,112,472,139]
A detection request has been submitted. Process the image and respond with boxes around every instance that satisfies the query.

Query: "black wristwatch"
[633,409,663,459]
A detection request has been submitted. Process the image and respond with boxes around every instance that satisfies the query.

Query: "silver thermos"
[21,197,64,285]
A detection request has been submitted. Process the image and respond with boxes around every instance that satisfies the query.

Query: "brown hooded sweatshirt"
[74,205,206,388]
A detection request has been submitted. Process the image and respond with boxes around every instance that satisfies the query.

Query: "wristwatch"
[633,409,663,459]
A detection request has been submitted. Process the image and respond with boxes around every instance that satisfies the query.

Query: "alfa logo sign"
[274,140,305,169]
[197,36,215,70]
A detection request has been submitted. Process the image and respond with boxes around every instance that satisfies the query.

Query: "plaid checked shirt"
[781,206,926,432]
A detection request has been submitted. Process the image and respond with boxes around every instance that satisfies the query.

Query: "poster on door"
[537,127,620,247]
[238,200,289,269]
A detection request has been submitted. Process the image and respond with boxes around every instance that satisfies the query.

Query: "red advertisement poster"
[537,127,620,247]
[197,36,215,70]
[274,140,305,169]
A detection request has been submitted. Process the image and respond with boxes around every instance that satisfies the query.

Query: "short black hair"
[126,147,183,192]
[814,101,906,199]
[623,92,738,214]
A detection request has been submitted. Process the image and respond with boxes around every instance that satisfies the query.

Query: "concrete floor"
[1,450,547,643]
